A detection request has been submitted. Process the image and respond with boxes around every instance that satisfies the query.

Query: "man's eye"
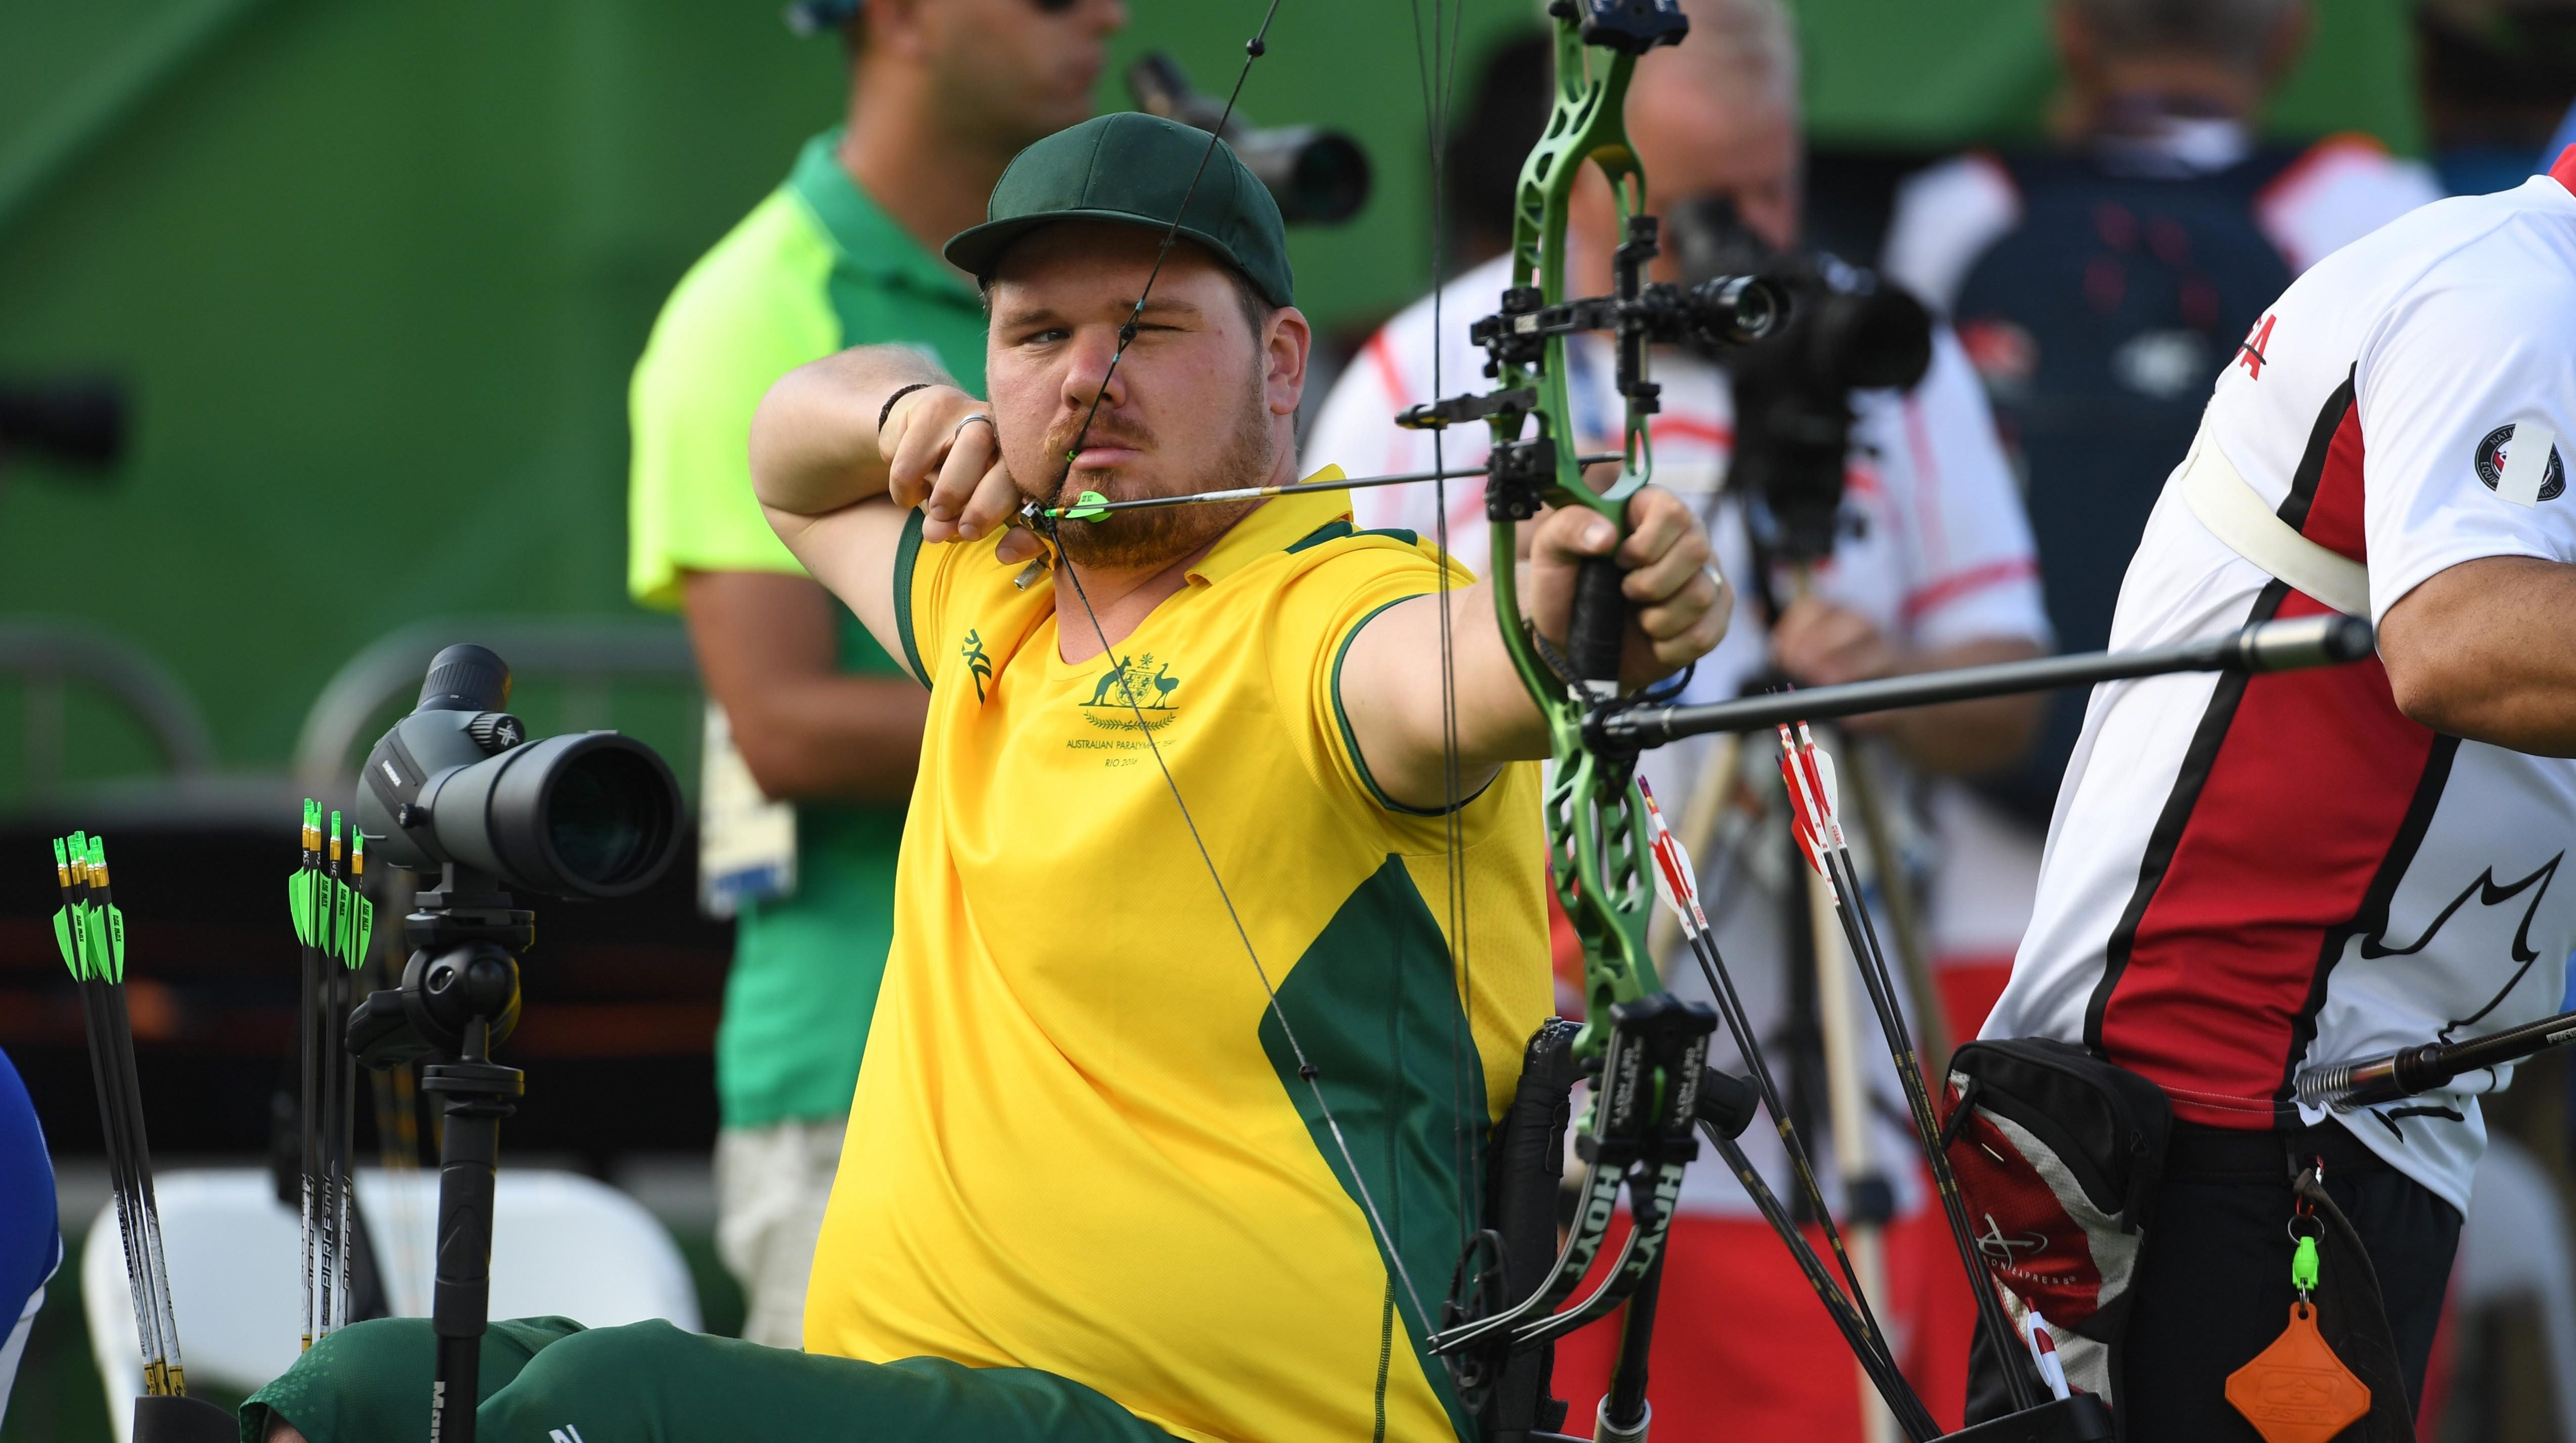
[1024,327,1070,345]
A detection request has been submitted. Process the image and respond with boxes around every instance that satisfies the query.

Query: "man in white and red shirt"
[1985,148,2576,1435]
[1305,1,2050,1432]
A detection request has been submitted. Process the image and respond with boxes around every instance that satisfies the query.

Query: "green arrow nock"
[86,835,123,984]
[50,836,82,981]
[349,832,374,968]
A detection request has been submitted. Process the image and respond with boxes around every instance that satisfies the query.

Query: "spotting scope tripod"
[348,866,531,1443]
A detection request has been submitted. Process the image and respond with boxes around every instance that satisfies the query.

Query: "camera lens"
[1238,127,1371,226]
[546,745,674,892]
[402,730,680,899]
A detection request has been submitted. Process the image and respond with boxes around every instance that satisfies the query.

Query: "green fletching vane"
[84,903,110,984]
[353,893,375,968]
[52,909,79,980]
[335,880,353,963]
[104,906,125,985]
[1060,492,1109,521]
[290,873,308,947]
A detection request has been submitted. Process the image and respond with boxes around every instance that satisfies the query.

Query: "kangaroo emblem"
[1084,657,1137,708]
[1079,653,1180,713]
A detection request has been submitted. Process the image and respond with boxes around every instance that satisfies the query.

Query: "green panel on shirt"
[627,130,985,1129]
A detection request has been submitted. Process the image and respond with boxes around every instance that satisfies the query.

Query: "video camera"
[1665,195,1934,566]
[0,376,125,474]
[1127,52,1371,227]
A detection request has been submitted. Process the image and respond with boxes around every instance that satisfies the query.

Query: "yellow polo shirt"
[802,490,1553,1442]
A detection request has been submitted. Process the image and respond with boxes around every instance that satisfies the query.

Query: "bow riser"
[1484,10,1673,1069]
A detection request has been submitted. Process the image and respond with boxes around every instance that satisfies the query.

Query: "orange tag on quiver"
[2224,1300,2371,1443]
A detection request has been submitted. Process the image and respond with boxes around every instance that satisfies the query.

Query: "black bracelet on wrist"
[877,381,935,440]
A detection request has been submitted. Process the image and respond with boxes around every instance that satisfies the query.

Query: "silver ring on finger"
[953,412,995,443]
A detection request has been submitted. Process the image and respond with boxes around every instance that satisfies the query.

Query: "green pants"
[240,1317,1178,1443]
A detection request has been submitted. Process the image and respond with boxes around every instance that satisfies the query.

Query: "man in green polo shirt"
[627,0,1124,1347]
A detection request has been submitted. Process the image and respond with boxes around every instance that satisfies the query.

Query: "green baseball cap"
[944,111,1294,308]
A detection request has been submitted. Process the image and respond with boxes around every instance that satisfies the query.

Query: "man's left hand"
[1526,488,1734,692]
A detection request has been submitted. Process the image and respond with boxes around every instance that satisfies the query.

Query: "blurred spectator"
[0,1046,57,1427]
[1880,0,2438,1029]
[1305,0,2049,1431]
[2416,0,2576,195]
[626,0,1123,1347]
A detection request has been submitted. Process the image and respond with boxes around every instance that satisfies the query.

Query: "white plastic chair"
[84,1167,699,1441]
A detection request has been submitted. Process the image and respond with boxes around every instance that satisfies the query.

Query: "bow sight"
[1400,218,1783,530]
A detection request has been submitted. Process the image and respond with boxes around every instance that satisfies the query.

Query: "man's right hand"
[877,384,1045,564]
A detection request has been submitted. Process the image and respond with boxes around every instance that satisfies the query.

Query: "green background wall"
[0,0,2422,794]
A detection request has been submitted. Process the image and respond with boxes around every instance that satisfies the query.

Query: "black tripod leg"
[423,1056,519,1443]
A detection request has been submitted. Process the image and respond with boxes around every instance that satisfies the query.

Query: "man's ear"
[1264,305,1312,419]
[862,0,934,63]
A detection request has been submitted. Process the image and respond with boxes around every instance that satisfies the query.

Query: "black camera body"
[354,643,680,900]
[1127,53,1372,227]
[1666,196,1935,566]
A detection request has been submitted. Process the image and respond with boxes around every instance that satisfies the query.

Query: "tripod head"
[349,863,527,1070]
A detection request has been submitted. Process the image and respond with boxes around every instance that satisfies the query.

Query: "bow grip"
[1568,553,1627,701]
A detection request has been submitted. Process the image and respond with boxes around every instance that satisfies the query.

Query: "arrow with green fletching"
[51,835,84,980]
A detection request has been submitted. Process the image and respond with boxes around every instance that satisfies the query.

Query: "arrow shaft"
[1043,452,1624,518]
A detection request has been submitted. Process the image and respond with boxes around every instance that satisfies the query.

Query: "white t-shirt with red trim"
[1987,159,2576,1213]
[1302,252,2050,1217]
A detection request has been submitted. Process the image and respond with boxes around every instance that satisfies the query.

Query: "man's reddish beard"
[1038,384,1275,570]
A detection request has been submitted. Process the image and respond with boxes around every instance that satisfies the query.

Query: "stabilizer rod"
[1602,613,2375,747]
[2297,1007,2576,1112]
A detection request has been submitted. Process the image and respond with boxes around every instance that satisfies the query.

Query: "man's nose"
[1059,324,1128,410]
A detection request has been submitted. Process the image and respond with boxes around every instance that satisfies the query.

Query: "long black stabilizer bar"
[1602,613,2376,748]
[2297,1008,2576,1112]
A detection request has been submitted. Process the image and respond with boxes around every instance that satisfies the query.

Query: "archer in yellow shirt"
[238,111,1729,1443]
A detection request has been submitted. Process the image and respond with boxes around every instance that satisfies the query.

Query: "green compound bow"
[1406,0,1726,1373]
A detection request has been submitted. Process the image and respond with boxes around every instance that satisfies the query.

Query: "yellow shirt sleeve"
[1271,534,1481,818]
[900,520,1053,694]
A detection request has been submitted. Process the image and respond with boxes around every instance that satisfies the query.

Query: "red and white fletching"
[1635,777,1707,932]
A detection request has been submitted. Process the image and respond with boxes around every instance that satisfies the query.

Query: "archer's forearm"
[749,346,953,517]
[2384,555,2576,757]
